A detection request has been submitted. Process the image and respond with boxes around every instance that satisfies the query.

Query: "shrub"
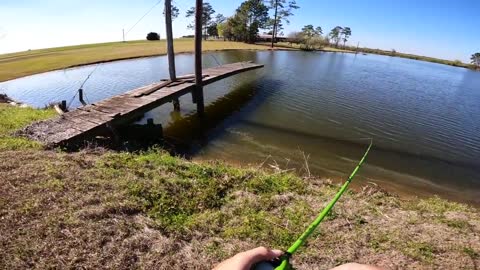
[146,32,160,41]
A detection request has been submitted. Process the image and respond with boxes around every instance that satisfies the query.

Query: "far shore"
[0,39,348,82]
[3,38,474,83]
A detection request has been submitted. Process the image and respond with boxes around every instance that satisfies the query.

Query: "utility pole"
[165,0,176,81]
[165,0,180,111]
[194,0,204,117]
[356,41,360,54]
[122,28,125,42]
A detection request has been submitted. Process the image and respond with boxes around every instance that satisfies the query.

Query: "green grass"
[0,39,269,82]
[0,104,57,150]
[268,41,477,69]
[95,149,311,246]
[345,46,476,69]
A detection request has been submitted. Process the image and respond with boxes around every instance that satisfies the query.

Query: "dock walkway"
[21,62,263,146]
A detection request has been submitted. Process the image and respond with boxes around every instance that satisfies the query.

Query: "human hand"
[213,246,283,270]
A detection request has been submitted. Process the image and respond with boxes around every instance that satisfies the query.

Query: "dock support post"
[172,98,180,111]
[194,0,205,117]
[106,123,121,146]
[165,0,176,82]
[147,118,163,140]
[58,100,67,112]
[78,88,87,106]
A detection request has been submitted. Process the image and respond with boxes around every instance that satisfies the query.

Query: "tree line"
[151,1,479,70]
[180,0,299,46]
[287,25,352,50]
[472,53,480,69]
[179,1,354,51]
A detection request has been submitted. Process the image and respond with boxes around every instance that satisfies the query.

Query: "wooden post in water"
[165,0,180,111]
[59,100,67,112]
[194,0,205,117]
[78,88,87,106]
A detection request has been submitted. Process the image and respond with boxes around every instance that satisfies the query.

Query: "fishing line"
[125,0,163,36]
[210,54,222,66]
[79,64,101,90]
[254,139,373,270]
[66,64,101,109]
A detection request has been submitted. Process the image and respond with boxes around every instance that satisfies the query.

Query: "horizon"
[0,0,478,63]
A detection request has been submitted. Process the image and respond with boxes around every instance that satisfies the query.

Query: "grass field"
[0,104,479,269]
[0,39,269,82]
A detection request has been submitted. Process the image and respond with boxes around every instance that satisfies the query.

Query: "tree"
[146,32,160,41]
[471,53,480,67]
[341,27,351,48]
[186,2,216,40]
[207,24,219,38]
[329,26,343,47]
[267,0,299,48]
[301,25,321,38]
[163,4,179,20]
[233,0,269,43]
[217,22,226,40]
[299,25,325,50]
[215,14,226,24]
[288,31,303,45]
[222,18,236,41]
[206,13,226,40]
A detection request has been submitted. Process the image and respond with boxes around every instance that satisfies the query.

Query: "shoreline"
[3,39,473,84]
[0,40,278,82]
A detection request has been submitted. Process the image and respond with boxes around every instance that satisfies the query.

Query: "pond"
[1,50,479,204]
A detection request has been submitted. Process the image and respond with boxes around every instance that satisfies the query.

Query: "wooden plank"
[88,105,122,117]
[132,80,173,97]
[69,108,113,123]
[60,117,99,132]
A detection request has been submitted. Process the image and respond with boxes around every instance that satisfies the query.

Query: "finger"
[240,247,283,264]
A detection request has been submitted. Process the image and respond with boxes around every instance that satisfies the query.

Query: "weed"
[407,196,470,215]
[463,247,478,259]
[402,241,436,262]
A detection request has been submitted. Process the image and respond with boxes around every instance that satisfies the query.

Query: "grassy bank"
[347,46,475,69]
[0,39,268,82]
[0,105,479,269]
[270,42,476,69]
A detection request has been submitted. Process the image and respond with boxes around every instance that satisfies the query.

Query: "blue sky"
[0,0,478,62]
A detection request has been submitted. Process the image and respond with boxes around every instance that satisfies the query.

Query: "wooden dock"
[21,62,264,146]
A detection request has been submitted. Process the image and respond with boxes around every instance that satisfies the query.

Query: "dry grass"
[0,146,479,269]
[0,39,269,82]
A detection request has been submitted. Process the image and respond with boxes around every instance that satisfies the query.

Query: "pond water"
[1,50,479,204]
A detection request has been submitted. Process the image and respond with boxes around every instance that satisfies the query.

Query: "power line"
[125,0,164,36]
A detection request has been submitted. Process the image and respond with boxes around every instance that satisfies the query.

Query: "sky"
[0,0,478,62]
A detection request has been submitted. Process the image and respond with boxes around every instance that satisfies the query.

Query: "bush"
[146,32,160,41]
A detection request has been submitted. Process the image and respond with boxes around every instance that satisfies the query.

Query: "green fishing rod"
[254,140,373,270]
